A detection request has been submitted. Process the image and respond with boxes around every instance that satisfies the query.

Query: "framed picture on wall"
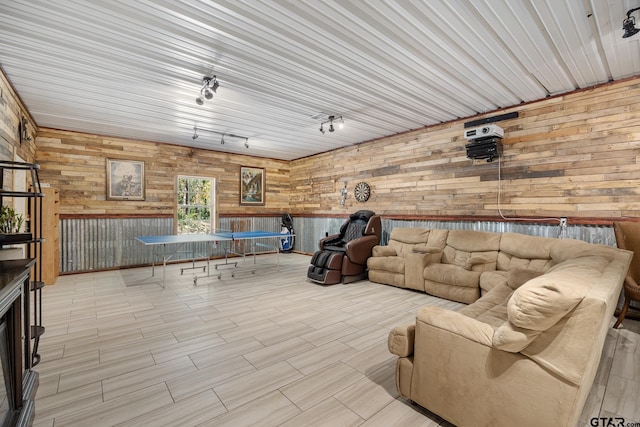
[240,166,265,206]
[106,158,145,201]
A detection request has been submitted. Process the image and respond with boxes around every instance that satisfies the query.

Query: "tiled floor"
[32,253,640,426]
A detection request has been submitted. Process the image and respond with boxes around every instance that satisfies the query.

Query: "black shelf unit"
[0,160,45,368]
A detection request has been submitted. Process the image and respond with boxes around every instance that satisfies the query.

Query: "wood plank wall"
[31,76,640,223]
[0,69,37,165]
[34,129,290,216]
[290,77,640,222]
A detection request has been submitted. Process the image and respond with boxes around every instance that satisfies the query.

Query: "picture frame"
[106,158,145,201]
[239,166,265,206]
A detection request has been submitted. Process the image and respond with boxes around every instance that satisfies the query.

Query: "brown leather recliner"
[307,210,382,284]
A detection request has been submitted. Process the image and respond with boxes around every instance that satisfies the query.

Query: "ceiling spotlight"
[319,115,343,135]
[192,127,199,139]
[195,75,219,104]
[220,134,225,145]
[244,139,249,149]
[623,7,640,38]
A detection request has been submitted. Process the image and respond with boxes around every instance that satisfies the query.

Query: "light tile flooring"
[32,254,640,427]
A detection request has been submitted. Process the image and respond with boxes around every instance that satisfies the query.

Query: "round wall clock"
[354,182,371,202]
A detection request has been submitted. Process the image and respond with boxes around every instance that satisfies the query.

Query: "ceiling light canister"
[319,115,343,134]
[195,75,219,104]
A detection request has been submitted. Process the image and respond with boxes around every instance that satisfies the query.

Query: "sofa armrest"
[416,306,494,347]
[465,256,488,267]
[372,245,397,257]
[388,323,415,357]
[408,250,442,265]
[404,251,442,290]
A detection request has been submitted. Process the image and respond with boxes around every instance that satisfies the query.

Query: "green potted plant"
[0,204,27,242]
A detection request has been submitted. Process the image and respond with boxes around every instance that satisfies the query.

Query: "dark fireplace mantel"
[0,259,38,426]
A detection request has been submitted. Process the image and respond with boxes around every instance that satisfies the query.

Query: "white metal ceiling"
[0,0,639,160]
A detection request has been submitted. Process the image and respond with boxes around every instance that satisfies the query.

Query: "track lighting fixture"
[195,76,219,105]
[319,115,344,134]
[623,7,640,38]
[192,126,250,149]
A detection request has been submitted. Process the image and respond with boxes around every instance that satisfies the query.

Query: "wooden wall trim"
[59,212,288,220]
[217,212,637,226]
[60,213,173,220]
[60,212,640,227]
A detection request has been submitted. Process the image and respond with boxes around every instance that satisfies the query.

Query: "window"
[176,176,216,234]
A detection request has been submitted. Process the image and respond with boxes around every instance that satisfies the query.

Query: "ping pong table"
[135,230,292,286]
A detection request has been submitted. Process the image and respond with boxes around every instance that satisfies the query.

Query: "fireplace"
[0,259,38,426]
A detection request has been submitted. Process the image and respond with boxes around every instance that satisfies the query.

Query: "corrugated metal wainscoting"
[294,217,617,255]
[60,215,616,274]
[60,216,284,273]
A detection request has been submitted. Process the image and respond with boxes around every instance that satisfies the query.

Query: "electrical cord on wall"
[496,156,567,238]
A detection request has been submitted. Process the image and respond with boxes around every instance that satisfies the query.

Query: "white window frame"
[176,175,217,234]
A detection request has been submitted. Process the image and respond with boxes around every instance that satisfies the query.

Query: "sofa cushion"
[445,230,501,251]
[508,277,584,332]
[507,267,544,289]
[386,228,431,257]
[459,284,513,328]
[479,267,544,295]
[489,255,612,352]
[492,322,541,352]
[440,230,500,270]
[413,243,443,254]
[496,233,554,272]
[507,256,608,332]
[389,227,431,244]
[423,263,481,288]
[550,239,618,264]
[479,270,508,293]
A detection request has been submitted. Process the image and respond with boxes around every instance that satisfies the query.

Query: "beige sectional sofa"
[369,228,562,304]
[370,227,632,427]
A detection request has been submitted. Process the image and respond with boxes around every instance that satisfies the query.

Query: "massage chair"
[307,210,381,285]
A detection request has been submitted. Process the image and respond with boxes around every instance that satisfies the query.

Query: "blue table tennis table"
[136,230,293,286]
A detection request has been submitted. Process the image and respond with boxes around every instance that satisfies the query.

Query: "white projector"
[464,124,504,140]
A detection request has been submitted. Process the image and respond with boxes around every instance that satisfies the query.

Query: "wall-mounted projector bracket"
[466,137,503,162]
